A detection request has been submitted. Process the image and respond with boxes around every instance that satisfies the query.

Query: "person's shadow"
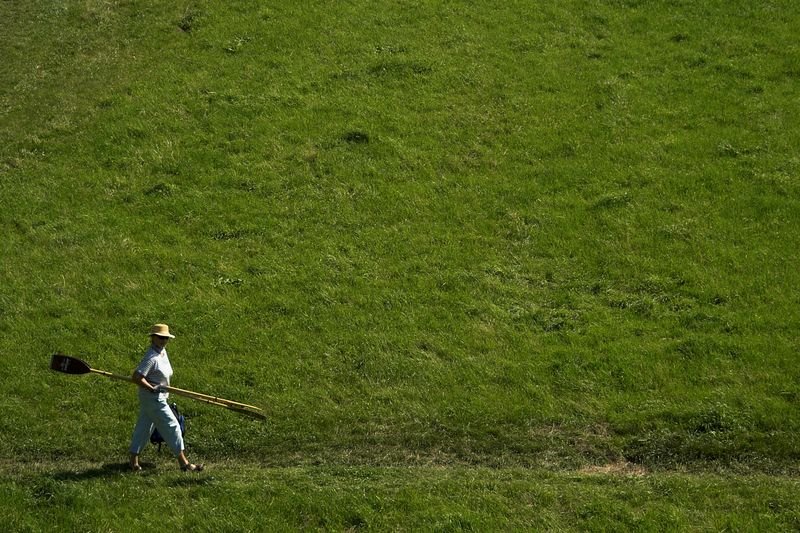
[51,462,152,481]
[51,463,209,486]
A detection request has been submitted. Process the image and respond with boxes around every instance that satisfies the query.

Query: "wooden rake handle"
[90,369,265,415]
[164,384,264,412]
[50,354,265,420]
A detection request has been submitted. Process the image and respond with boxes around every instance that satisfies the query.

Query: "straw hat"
[149,323,175,338]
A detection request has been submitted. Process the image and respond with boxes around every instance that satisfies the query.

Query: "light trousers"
[129,392,184,457]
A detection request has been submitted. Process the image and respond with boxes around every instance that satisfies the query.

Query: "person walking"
[128,324,204,472]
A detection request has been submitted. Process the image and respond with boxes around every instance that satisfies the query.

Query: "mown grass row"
[3,462,799,531]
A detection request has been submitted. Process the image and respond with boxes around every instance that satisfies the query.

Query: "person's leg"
[150,399,203,471]
[129,402,154,471]
[129,453,143,471]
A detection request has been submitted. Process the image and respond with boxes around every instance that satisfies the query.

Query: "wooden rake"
[50,353,266,421]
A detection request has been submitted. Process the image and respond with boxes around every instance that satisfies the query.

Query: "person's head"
[149,323,175,348]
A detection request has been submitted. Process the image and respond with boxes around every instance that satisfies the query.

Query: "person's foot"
[181,463,205,472]
[130,463,142,472]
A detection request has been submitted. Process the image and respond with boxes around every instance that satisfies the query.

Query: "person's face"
[152,335,170,349]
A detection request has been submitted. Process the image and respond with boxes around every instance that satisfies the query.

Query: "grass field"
[2,0,799,530]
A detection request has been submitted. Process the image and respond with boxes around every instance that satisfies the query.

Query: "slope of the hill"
[2,0,799,477]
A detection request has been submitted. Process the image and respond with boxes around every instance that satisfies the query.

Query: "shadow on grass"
[51,462,151,481]
[50,463,212,485]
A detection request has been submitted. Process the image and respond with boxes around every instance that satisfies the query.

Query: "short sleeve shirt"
[135,345,173,399]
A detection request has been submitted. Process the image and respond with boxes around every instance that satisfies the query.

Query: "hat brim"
[151,333,176,339]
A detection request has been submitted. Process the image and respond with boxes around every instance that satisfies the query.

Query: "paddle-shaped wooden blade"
[50,354,92,375]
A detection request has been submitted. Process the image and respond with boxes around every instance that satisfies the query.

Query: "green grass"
[3,462,800,531]
[2,0,800,529]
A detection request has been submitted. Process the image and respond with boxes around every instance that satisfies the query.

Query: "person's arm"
[132,371,160,393]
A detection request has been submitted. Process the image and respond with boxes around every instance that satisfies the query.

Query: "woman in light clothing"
[129,324,204,472]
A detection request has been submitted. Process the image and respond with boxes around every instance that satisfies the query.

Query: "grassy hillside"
[2,0,799,529]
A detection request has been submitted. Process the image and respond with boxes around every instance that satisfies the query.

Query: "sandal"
[181,463,205,472]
